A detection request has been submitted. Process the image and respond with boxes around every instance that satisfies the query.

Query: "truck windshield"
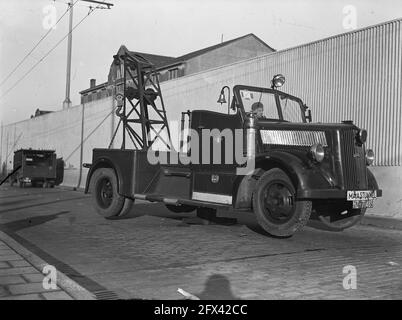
[238,88,305,122]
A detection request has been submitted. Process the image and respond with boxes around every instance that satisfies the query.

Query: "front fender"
[261,151,335,195]
[234,151,334,209]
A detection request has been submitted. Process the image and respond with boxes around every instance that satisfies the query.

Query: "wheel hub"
[263,182,295,223]
[98,178,113,208]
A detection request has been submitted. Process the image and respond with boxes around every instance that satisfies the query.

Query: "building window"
[82,94,88,104]
[168,68,179,80]
[152,73,160,84]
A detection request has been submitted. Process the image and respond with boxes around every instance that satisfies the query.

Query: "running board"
[133,193,230,209]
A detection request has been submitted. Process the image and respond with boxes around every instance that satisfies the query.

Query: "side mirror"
[230,99,236,111]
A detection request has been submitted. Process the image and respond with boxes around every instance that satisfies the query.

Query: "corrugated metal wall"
[161,18,402,166]
[1,19,401,171]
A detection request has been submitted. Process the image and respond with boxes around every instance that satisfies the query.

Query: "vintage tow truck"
[84,50,382,237]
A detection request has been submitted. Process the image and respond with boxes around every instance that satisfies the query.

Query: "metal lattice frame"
[109,51,172,151]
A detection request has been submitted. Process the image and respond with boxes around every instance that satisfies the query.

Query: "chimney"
[90,78,96,88]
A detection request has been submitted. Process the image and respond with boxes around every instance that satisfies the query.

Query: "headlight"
[310,143,325,162]
[356,129,367,145]
[366,149,374,165]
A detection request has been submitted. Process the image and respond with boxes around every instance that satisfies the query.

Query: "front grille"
[340,129,367,189]
[260,130,328,146]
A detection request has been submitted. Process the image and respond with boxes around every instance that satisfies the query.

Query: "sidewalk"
[0,231,94,300]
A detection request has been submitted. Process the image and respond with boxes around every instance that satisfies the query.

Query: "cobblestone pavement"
[0,186,401,300]
[0,237,73,300]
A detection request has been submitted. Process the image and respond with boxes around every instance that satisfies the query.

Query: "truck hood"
[256,120,358,131]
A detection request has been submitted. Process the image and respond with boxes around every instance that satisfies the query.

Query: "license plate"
[352,199,374,209]
[347,190,377,201]
[347,190,376,209]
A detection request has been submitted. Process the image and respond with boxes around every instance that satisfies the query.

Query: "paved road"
[0,186,401,300]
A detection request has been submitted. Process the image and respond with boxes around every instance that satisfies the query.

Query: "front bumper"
[297,188,383,200]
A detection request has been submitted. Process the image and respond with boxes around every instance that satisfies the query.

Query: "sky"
[0,0,401,125]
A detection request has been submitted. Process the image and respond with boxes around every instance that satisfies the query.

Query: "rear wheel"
[252,168,312,237]
[91,168,134,219]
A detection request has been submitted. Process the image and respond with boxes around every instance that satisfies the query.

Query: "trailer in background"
[10,149,63,188]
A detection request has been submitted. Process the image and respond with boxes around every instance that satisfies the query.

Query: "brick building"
[79,33,274,104]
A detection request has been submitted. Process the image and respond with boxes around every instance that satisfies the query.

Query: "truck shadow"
[125,202,283,238]
[125,203,402,246]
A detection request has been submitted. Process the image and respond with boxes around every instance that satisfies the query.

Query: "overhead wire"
[0,0,80,88]
[0,5,97,101]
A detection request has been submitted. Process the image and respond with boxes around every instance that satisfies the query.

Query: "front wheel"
[90,168,134,219]
[252,168,312,237]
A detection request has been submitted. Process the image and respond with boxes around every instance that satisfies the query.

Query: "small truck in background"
[10,149,64,188]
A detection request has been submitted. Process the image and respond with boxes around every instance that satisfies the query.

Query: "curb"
[361,215,402,231]
[0,231,95,300]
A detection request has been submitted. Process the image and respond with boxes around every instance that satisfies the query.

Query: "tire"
[252,168,312,237]
[90,168,133,219]
[118,197,134,218]
[165,204,196,213]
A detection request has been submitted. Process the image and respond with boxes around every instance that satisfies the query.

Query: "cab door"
[189,110,243,205]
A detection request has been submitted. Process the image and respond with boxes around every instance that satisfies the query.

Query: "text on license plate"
[351,199,374,209]
[347,190,377,201]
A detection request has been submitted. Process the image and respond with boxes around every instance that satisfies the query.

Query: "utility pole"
[63,1,74,109]
[62,0,114,110]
